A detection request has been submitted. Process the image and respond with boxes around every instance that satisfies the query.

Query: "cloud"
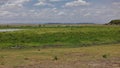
[0,11,11,16]
[0,0,120,24]
[34,0,54,7]
[0,0,8,4]
[83,13,91,17]
[0,10,18,17]
[112,2,120,6]
[65,0,90,7]
[49,0,60,2]
[57,12,66,16]
[1,0,30,9]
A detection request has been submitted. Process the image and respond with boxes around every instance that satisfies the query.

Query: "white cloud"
[112,2,120,9]
[0,10,18,17]
[65,0,90,7]
[35,1,48,6]
[83,13,91,17]
[1,0,30,9]
[0,0,119,24]
[57,12,66,16]
[34,2,53,7]
[49,0,60,2]
[0,0,8,4]
[34,0,54,7]
[0,11,11,16]
[112,2,120,6]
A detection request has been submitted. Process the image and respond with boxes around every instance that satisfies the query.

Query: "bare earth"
[14,57,120,68]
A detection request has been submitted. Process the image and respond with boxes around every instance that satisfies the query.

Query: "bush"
[108,19,120,25]
[53,56,58,60]
[102,54,108,58]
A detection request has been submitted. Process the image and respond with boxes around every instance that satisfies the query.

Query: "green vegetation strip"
[0,25,120,49]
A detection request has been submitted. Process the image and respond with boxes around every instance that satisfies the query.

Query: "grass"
[0,44,120,68]
[0,25,120,68]
[0,25,120,48]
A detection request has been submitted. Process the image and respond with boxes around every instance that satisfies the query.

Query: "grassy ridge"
[0,25,120,48]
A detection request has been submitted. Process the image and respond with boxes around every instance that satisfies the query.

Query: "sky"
[0,0,120,24]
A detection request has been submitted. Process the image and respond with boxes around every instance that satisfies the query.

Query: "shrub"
[102,54,108,58]
[53,56,58,60]
[108,19,120,25]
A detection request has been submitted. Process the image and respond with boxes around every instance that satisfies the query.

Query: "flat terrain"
[0,25,120,48]
[0,25,120,68]
[0,44,120,68]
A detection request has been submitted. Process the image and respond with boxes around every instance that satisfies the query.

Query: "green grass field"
[0,25,120,49]
[0,25,120,68]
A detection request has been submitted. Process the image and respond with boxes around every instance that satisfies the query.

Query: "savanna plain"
[0,25,120,68]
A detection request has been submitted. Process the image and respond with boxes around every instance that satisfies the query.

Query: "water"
[0,29,22,32]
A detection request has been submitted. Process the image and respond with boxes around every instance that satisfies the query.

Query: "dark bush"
[108,19,120,25]
[102,54,108,58]
[53,56,58,60]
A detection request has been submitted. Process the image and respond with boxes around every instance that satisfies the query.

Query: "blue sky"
[0,0,120,24]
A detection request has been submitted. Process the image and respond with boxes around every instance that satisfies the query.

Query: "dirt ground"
[13,57,120,68]
[5,51,119,68]
[0,44,120,68]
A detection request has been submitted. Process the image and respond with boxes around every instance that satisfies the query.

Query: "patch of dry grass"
[0,44,120,68]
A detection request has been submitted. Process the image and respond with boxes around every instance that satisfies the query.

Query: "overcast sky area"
[0,0,120,24]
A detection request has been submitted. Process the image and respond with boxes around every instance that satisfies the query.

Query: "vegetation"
[107,19,120,25]
[53,56,58,60]
[0,44,120,68]
[102,54,108,59]
[0,25,120,68]
[0,25,120,49]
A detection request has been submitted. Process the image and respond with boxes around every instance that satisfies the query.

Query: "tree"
[108,19,120,25]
